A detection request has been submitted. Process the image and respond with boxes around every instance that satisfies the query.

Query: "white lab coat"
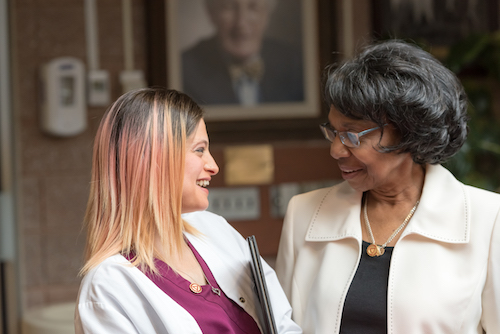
[276,164,500,334]
[75,210,302,334]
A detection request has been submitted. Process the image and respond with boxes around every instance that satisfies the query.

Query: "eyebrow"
[192,139,209,147]
[328,122,357,131]
[328,120,375,131]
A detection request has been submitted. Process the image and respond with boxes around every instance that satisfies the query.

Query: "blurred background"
[1,0,500,333]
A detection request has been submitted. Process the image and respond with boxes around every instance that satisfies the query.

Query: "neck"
[368,163,425,207]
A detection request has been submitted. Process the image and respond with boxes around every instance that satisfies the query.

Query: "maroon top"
[126,242,262,334]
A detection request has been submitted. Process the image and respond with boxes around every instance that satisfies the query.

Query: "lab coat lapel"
[185,233,261,324]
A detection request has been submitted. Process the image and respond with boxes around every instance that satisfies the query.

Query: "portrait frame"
[145,0,339,143]
[166,0,320,122]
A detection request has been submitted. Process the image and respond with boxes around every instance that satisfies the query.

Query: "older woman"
[276,40,500,334]
[75,88,301,333]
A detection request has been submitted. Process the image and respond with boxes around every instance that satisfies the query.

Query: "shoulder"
[182,37,219,60]
[283,183,348,233]
[429,165,500,212]
[183,210,250,258]
[426,165,500,233]
[261,38,302,68]
[289,181,353,211]
[78,255,146,303]
[262,38,300,55]
[464,184,500,225]
[82,254,133,283]
[183,210,233,231]
[465,183,500,202]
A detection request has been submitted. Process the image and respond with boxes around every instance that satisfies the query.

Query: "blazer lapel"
[403,164,470,243]
[305,182,364,242]
[305,164,469,245]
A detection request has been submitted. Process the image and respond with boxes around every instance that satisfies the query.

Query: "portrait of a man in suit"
[181,0,304,106]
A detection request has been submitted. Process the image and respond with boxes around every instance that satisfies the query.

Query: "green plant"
[443,32,500,192]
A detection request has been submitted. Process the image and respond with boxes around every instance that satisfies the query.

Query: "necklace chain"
[178,246,221,296]
[363,195,419,257]
[202,272,221,296]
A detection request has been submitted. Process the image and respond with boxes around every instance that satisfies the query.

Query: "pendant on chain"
[189,283,202,294]
[364,196,419,258]
[367,244,384,257]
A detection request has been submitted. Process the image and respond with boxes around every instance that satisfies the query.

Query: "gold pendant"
[367,244,385,257]
[189,283,202,294]
[367,244,379,257]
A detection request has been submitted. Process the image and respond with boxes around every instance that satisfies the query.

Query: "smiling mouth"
[196,180,209,188]
[340,166,362,174]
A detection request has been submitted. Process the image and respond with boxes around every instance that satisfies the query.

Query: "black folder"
[247,235,278,334]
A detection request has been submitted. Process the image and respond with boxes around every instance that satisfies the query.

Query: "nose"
[329,135,350,160]
[204,154,219,175]
[233,4,252,29]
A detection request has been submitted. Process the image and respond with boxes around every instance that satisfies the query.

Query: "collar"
[305,164,470,244]
[228,57,264,81]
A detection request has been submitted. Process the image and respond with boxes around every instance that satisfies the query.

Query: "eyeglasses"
[319,122,383,148]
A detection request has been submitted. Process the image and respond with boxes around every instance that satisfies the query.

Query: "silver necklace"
[363,195,419,257]
[185,271,220,296]
[202,272,221,296]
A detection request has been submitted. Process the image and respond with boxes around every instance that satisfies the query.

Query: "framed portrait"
[165,0,321,122]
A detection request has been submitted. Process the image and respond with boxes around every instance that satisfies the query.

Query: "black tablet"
[247,235,278,334]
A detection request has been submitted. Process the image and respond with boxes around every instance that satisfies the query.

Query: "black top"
[340,241,393,334]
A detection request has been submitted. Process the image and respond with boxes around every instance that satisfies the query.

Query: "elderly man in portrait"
[182,0,304,106]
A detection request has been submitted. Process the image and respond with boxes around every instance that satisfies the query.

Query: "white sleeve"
[262,256,303,334]
[481,208,500,333]
[74,256,202,334]
[276,195,297,301]
[75,302,141,334]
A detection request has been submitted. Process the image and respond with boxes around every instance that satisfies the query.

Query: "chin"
[182,208,207,214]
[346,180,369,193]
[182,203,209,214]
[228,47,258,61]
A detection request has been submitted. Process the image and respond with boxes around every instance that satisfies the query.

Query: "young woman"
[75,88,301,333]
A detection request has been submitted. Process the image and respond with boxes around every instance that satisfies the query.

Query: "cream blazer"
[276,164,500,334]
[76,210,302,333]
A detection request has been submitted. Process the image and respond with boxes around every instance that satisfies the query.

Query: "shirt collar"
[305,164,470,244]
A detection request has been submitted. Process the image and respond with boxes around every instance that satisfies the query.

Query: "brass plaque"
[224,145,274,185]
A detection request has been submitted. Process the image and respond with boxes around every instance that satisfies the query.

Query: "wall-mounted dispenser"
[87,69,110,106]
[40,57,87,137]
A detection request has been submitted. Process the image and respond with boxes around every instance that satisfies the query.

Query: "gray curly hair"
[324,40,469,165]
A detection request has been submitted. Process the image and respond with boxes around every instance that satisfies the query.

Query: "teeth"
[196,180,209,187]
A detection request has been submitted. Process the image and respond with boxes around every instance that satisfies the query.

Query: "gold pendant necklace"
[363,195,419,257]
[179,245,221,296]
[180,269,221,296]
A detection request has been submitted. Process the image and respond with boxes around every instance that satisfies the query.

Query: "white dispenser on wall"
[40,57,87,137]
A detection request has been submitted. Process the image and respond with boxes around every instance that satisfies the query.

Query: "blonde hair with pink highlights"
[80,88,203,275]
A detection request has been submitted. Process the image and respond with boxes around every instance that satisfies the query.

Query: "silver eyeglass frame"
[319,122,385,148]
